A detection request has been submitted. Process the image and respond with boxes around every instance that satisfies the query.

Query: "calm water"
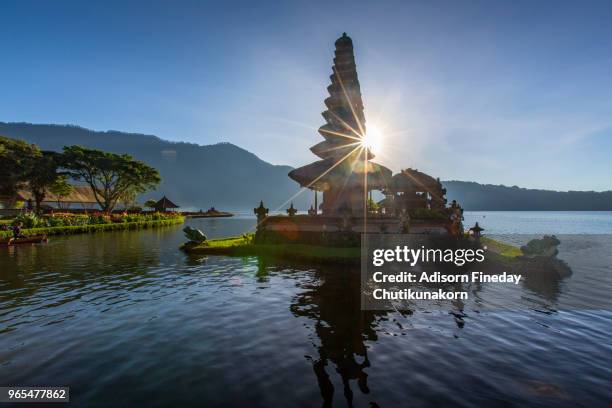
[463,211,612,234]
[1,212,611,407]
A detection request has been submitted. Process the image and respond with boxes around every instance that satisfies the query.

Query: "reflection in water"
[522,268,563,302]
[0,219,611,407]
[481,253,567,304]
[1,230,165,334]
[290,265,380,406]
[286,261,565,406]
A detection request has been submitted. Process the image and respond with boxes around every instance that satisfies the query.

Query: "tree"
[27,151,64,212]
[144,199,157,211]
[118,186,139,211]
[61,145,161,213]
[367,197,379,212]
[0,136,41,197]
[49,177,73,209]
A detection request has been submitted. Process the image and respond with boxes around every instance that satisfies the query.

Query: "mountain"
[2,122,611,211]
[0,122,310,211]
[443,181,612,211]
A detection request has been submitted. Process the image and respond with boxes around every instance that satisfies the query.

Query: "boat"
[0,235,49,246]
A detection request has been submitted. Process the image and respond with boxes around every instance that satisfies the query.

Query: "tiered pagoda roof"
[289,33,392,191]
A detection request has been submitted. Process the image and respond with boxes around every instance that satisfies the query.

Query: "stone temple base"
[256,215,455,246]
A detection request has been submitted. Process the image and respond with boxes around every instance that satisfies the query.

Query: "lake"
[1,212,611,407]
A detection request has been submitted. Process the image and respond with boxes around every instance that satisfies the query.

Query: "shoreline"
[0,216,185,240]
[182,212,233,218]
[181,235,523,264]
[181,236,360,264]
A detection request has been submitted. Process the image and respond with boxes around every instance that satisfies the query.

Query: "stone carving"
[254,201,269,223]
[183,226,207,244]
[286,203,297,217]
[469,222,484,240]
[521,235,561,258]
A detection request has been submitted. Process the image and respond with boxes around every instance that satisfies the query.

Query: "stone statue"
[254,201,269,222]
[183,226,207,244]
[286,203,297,217]
[469,222,484,240]
[254,201,269,234]
[308,205,316,216]
[518,235,572,279]
[521,235,561,258]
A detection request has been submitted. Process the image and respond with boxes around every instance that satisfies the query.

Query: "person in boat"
[12,222,26,239]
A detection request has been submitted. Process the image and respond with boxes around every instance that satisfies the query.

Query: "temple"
[256,33,463,244]
[288,33,392,216]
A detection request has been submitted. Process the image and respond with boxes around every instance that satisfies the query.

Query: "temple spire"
[288,34,392,216]
[310,32,370,161]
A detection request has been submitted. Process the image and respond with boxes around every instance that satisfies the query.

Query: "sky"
[1,0,611,191]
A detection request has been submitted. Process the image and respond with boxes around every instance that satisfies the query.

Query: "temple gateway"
[256,33,463,245]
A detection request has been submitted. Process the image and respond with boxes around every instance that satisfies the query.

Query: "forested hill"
[0,122,311,211]
[443,181,612,211]
[1,122,611,211]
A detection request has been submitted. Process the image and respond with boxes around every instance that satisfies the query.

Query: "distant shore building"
[154,196,179,212]
[0,186,99,211]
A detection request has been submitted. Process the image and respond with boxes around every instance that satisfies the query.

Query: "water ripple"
[0,220,611,406]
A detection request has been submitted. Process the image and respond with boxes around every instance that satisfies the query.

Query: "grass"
[0,216,185,239]
[182,235,361,264]
[184,234,523,265]
[481,236,523,264]
[481,236,523,257]
[207,235,251,247]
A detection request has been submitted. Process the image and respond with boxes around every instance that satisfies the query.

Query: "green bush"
[13,213,41,228]
[31,211,181,228]
[0,216,185,239]
[46,216,65,227]
[88,214,111,225]
[110,212,179,223]
[43,213,90,227]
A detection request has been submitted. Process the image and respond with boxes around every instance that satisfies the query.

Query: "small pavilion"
[380,169,447,215]
[154,196,179,212]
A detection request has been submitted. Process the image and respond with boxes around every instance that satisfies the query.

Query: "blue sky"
[1,0,611,191]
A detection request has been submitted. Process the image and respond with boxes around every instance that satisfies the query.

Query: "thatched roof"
[17,186,98,204]
[309,140,357,159]
[392,168,440,192]
[288,34,392,195]
[154,196,179,209]
[289,158,392,191]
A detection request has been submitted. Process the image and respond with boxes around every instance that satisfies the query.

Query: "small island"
[180,33,572,286]
[181,34,525,267]
[182,207,233,218]
[183,34,463,257]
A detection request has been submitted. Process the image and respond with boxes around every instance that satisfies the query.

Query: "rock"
[520,235,561,258]
[519,235,572,279]
[520,256,572,279]
[183,226,207,244]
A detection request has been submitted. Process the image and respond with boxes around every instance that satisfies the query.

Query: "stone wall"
[255,215,454,246]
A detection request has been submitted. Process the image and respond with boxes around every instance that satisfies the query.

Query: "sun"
[361,123,383,155]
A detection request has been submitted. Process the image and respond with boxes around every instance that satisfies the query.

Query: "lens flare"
[362,123,383,155]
